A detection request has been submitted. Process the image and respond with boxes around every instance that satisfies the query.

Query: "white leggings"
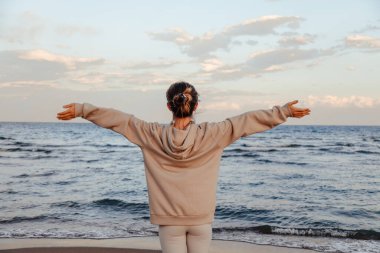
[158,223,213,253]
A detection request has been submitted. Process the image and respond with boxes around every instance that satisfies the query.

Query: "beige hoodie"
[74,102,293,225]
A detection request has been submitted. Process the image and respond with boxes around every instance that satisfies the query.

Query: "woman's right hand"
[56,103,76,120]
[287,100,311,118]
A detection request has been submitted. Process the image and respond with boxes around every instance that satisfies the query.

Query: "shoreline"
[0,236,317,253]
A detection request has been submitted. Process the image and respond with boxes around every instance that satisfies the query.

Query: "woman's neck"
[171,117,194,130]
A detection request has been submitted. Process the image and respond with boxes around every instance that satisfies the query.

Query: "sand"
[0,236,317,253]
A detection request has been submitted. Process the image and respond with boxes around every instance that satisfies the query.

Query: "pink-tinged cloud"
[278,34,316,47]
[307,95,380,108]
[19,49,104,70]
[202,102,241,111]
[345,35,380,49]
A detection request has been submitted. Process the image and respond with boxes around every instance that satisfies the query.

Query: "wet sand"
[0,236,317,253]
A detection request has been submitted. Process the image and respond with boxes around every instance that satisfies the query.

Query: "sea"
[0,122,379,253]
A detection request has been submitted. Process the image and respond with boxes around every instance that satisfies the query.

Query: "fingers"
[56,114,74,120]
[293,108,311,113]
[292,109,311,118]
[63,103,74,108]
[56,111,72,120]
[57,109,71,115]
[57,110,74,120]
[57,115,74,120]
[56,111,72,118]
[288,100,298,106]
[57,113,72,120]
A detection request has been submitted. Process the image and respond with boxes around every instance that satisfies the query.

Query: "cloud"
[0,11,99,45]
[0,11,45,44]
[345,35,380,49]
[148,15,304,58]
[0,80,58,88]
[0,50,67,83]
[118,72,179,87]
[199,87,268,98]
[278,34,316,47]
[146,16,339,82]
[264,65,284,72]
[201,102,241,111]
[200,58,224,72]
[19,49,104,70]
[200,48,333,81]
[124,59,180,69]
[306,95,380,108]
[246,40,258,46]
[0,49,183,89]
[244,48,330,70]
[69,72,108,85]
[0,50,105,86]
[353,25,380,33]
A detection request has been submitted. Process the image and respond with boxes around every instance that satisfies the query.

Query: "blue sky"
[1,0,379,125]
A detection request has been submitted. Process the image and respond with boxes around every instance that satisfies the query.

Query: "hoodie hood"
[161,123,198,160]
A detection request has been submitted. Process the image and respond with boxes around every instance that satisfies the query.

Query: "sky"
[0,0,379,125]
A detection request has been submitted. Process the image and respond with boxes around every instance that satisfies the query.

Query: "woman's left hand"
[287,100,311,118]
[56,103,76,120]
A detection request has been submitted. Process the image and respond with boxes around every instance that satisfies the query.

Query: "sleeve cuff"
[74,103,84,118]
[281,103,293,118]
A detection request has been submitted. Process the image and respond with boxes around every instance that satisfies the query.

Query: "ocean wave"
[68,158,101,163]
[280,144,316,148]
[55,180,76,186]
[222,152,260,158]
[1,147,53,154]
[213,225,380,240]
[51,201,82,208]
[333,208,379,219]
[318,147,379,155]
[252,159,308,166]
[91,199,149,211]
[0,215,60,224]
[0,136,14,140]
[356,150,380,155]
[271,226,380,240]
[283,161,308,166]
[12,141,33,147]
[255,158,273,164]
[224,148,248,153]
[0,189,17,194]
[91,143,133,148]
[334,142,355,147]
[318,148,352,154]
[248,181,265,187]
[258,148,279,152]
[215,205,273,220]
[50,199,150,214]
[12,171,57,178]
[276,173,314,180]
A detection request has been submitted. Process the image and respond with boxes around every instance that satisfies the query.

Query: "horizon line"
[0,121,379,127]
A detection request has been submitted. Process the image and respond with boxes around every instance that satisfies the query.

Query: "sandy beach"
[0,236,317,253]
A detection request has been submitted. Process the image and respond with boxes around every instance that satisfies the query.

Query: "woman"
[56,81,311,253]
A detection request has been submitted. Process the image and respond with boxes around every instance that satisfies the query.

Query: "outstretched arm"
[212,100,310,149]
[56,102,156,148]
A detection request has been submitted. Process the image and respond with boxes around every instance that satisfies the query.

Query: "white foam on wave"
[212,230,380,253]
[272,227,351,238]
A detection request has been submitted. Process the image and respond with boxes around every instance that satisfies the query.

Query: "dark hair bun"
[174,93,187,105]
[166,81,199,118]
